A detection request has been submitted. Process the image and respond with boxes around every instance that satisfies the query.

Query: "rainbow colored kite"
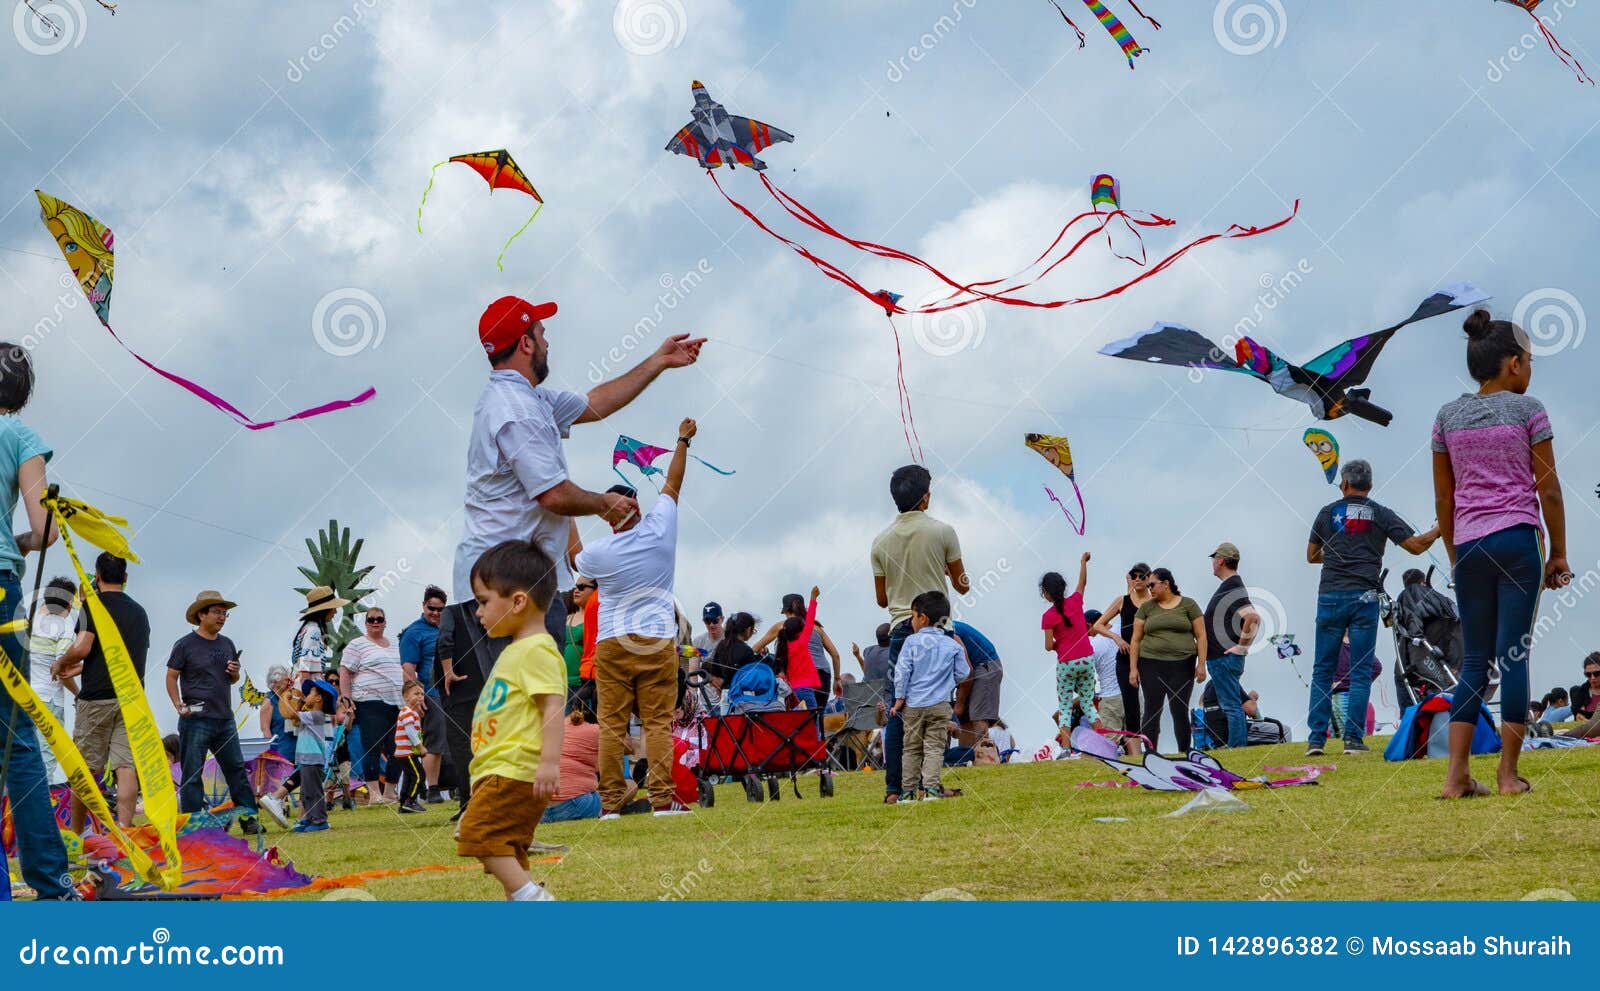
[612,435,734,489]
[36,191,376,431]
[1050,0,1160,68]
[417,149,544,271]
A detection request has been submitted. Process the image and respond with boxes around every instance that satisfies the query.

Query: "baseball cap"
[478,296,557,357]
[702,602,723,623]
[1210,542,1241,561]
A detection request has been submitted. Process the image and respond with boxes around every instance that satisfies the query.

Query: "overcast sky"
[1,0,1596,751]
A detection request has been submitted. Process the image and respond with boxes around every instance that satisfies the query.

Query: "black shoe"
[1343,739,1370,753]
[237,816,264,835]
[398,799,426,814]
[425,787,443,804]
[619,798,653,816]
[451,805,467,822]
[340,796,356,811]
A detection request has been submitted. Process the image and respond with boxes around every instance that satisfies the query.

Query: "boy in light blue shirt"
[890,591,970,802]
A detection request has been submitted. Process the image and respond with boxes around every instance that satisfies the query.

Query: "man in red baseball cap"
[445,295,705,715]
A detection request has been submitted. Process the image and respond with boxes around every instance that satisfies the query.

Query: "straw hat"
[185,589,238,625]
[299,585,351,620]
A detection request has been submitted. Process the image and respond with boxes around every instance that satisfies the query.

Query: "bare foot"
[1439,777,1491,799]
[1497,773,1532,795]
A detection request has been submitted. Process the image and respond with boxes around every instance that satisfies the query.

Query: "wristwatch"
[677,436,691,447]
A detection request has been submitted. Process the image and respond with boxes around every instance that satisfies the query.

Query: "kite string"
[885,315,925,464]
[1048,0,1086,46]
[495,201,543,273]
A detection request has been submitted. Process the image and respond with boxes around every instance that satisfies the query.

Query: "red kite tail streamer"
[884,315,925,464]
[103,321,376,430]
[1126,1,1161,30]
[1049,0,1087,46]
[1527,8,1595,85]
[1044,483,1086,535]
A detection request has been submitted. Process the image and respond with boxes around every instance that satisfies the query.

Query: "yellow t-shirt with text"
[469,633,566,785]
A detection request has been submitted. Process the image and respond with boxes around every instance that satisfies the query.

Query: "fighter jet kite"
[666,80,794,172]
[1098,283,1490,427]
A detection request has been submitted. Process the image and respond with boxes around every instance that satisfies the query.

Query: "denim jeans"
[1308,589,1379,745]
[0,570,72,899]
[177,715,257,815]
[882,619,913,795]
[541,790,601,823]
[353,699,399,786]
[1207,654,1248,748]
[1452,524,1542,727]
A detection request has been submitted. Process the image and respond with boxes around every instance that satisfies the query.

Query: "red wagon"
[698,709,835,803]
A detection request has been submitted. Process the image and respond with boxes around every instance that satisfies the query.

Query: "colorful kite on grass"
[1069,726,1323,790]
[36,191,375,431]
[1049,0,1160,68]
[612,435,735,489]
[416,149,544,271]
[1098,284,1492,427]
[1302,427,1340,483]
[1496,0,1593,84]
[1025,433,1086,535]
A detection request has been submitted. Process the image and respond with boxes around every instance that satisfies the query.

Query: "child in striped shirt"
[394,680,428,813]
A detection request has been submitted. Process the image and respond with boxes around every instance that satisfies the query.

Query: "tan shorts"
[1098,695,1127,732]
[74,698,132,772]
[457,774,547,872]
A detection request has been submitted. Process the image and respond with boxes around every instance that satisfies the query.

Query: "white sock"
[510,881,540,901]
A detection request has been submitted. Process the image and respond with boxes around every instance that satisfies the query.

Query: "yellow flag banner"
[0,648,161,887]
[45,494,181,890]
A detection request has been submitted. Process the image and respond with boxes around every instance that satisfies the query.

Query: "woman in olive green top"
[562,580,596,694]
[1129,567,1208,753]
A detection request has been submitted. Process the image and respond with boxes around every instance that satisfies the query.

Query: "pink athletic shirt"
[1431,391,1552,545]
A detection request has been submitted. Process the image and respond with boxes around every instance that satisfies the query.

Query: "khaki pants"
[596,637,678,811]
[900,702,951,794]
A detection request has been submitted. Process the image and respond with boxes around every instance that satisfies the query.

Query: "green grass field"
[272,740,1600,901]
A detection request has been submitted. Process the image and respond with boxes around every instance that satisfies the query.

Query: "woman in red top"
[777,586,823,708]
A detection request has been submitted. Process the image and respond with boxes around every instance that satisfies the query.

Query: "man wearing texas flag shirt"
[1305,458,1439,756]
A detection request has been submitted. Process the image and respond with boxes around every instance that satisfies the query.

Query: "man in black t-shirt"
[1203,543,1257,749]
[53,553,150,833]
[164,589,261,832]
[437,598,507,818]
[1305,459,1439,755]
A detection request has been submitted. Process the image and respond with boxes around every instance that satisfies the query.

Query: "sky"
[1,0,1597,752]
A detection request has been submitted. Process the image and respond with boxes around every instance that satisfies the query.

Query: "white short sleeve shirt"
[573,495,679,643]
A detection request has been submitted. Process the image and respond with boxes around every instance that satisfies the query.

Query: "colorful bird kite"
[238,674,267,709]
[35,191,375,431]
[1496,0,1593,84]
[672,82,1297,322]
[1069,726,1324,790]
[1050,0,1160,68]
[1025,433,1086,535]
[612,435,735,489]
[1302,427,1340,484]
[1098,284,1492,427]
[416,149,544,271]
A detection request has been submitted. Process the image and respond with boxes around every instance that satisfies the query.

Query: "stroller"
[1380,566,1484,711]
[693,661,835,804]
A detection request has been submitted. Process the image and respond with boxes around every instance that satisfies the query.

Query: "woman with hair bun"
[1432,309,1569,799]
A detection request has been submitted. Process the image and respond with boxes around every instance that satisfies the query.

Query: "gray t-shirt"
[1309,496,1414,593]
[808,627,829,672]
[861,644,892,682]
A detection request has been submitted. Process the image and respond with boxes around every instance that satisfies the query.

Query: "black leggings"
[1139,657,1197,753]
[1116,652,1141,736]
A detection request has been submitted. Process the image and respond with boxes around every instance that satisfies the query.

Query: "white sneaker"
[599,813,621,821]
[528,884,556,901]
[258,794,291,829]
[920,792,942,802]
[653,806,692,817]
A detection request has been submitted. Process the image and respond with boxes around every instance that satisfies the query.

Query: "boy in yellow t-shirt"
[456,536,567,901]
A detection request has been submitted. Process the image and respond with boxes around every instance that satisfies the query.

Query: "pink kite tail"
[1528,9,1595,85]
[101,321,375,430]
[1043,482,1086,535]
[885,315,925,464]
[1126,0,1161,30]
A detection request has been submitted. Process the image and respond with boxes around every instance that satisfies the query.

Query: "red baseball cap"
[478,296,557,357]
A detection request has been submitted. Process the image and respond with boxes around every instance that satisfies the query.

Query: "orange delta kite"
[416,149,544,271]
